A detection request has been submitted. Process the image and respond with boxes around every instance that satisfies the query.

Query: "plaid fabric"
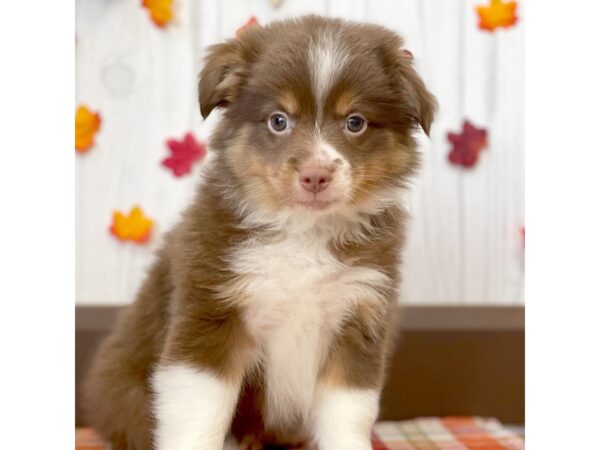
[372,417,524,450]
[76,417,524,450]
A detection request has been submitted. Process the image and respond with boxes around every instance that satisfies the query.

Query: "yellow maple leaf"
[476,0,518,32]
[141,0,173,28]
[110,206,154,244]
[75,105,101,153]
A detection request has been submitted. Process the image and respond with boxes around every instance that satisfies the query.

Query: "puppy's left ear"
[198,39,247,119]
[382,40,438,136]
[398,58,437,136]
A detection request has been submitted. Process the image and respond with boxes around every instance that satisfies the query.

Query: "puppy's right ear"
[198,39,246,119]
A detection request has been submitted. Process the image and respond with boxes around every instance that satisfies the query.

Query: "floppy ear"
[380,39,438,135]
[396,57,437,135]
[198,39,247,119]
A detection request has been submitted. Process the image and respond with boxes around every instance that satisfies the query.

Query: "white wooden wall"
[76,0,524,305]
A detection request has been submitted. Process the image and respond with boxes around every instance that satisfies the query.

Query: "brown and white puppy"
[83,15,436,450]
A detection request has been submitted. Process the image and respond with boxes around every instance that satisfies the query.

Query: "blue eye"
[345,114,367,134]
[268,112,289,133]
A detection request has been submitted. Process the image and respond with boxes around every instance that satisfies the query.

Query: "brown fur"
[83,15,435,450]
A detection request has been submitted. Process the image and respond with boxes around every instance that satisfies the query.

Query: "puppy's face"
[200,16,436,215]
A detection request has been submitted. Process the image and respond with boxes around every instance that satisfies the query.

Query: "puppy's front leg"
[313,386,380,450]
[313,312,393,450]
[153,364,241,450]
[152,308,252,450]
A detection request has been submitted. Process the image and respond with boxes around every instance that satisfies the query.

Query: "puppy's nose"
[298,167,332,193]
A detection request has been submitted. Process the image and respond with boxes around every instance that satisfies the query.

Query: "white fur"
[233,185,405,240]
[316,140,343,164]
[316,139,353,200]
[222,224,391,429]
[152,364,241,450]
[313,387,380,450]
[309,30,350,120]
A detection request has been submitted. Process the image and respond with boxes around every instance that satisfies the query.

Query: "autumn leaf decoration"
[162,133,206,177]
[141,0,174,28]
[476,0,518,32]
[75,105,101,153]
[110,206,154,244]
[447,120,488,168]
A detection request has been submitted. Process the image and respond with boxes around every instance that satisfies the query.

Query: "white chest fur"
[226,229,391,427]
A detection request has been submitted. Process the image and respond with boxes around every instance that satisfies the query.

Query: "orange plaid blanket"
[76,417,524,450]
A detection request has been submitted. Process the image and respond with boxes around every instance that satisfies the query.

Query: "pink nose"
[298,167,332,193]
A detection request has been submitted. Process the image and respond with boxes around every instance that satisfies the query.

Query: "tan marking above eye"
[277,92,299,116]
[334,91,357,117]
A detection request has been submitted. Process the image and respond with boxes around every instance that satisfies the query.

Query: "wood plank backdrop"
[76,0,524,305]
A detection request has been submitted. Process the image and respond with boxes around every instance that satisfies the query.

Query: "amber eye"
[268,112,289,134]
[345,114,367,134]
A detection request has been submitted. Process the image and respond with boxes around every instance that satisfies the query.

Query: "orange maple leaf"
[141,0,173,28]
[110,206,154,244]
[476,0,518,32]
[75,105,101,153]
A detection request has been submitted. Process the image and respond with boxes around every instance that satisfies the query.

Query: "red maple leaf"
[447,120,488,168]
[161,133,206,177]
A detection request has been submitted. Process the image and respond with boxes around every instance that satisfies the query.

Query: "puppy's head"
[199,16,436,217]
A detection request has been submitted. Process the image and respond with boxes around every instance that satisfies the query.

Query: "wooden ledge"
[76,304,524,331]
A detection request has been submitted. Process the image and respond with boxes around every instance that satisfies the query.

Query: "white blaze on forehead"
[309,30,350,119]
